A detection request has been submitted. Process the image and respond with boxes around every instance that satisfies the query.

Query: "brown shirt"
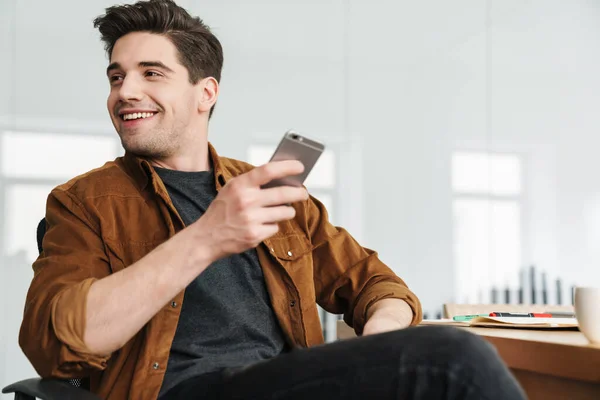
[19,143,422,399]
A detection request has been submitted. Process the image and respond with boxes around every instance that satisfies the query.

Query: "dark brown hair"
[93,0,223,117]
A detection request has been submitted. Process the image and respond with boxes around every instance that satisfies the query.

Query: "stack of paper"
[422,316,578,329]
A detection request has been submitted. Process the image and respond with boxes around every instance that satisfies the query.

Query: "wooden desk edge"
[335,321,600,384]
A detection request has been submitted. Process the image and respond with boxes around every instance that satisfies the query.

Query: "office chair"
[2,218,100,400]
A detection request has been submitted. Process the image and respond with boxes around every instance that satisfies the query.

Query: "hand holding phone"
[261,130,325,189]
[196,159,308,260]
[193,131,321,258]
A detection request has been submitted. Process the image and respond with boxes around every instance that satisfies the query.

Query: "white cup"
[574,286,600,344]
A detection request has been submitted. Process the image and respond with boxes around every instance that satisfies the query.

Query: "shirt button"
[152,362,159,370]
[290,300,296,307]
[171,301,178,308]
[287,251,293,257]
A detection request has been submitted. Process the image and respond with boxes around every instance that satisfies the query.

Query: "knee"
[421,326,497,362]
[386,326,500,368]
[410,327,525,398]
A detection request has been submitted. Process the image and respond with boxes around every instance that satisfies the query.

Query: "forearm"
[57,226,214,356]
[366,298,414,328]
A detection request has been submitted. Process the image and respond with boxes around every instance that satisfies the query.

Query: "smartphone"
[261,130,325,189]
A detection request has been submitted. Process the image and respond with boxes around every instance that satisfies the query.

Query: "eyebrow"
[106,61,175,76]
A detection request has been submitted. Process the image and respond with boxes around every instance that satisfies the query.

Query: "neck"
[149,133,210,172]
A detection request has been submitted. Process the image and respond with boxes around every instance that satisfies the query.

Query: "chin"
[121,139,173,159]
[121,137,151,156]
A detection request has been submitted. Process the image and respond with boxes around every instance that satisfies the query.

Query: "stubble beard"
[120,125,180,159]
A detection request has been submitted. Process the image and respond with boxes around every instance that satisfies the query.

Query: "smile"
[120,112,156,121]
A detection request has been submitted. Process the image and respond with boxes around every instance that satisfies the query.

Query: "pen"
[545,311,576,318]
[489,312,575,318]
[490,312,550,318]
[452,314,489,322]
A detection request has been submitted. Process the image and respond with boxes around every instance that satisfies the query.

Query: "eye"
[145,70,162,78]
[109,75,123,85]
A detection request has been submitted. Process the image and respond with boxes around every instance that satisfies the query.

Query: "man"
[19,1,525,399]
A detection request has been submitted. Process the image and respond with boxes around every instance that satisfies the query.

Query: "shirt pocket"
[266,234,312,264]
[265,234,316,309]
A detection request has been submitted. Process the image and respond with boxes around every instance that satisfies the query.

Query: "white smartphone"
[261,130,325,189]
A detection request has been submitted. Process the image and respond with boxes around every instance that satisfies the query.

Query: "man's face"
[106,32,199,158]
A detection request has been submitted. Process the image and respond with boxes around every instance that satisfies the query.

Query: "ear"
[197,77,219,115]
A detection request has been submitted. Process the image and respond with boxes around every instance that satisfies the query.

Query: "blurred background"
[1,0,600,392]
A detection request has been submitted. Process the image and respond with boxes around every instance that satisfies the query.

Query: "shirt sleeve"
[306,195,423,335]
[19,188,112,379]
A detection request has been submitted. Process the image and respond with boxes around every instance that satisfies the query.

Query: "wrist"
[176,222,220,271]
[367,299,414,328]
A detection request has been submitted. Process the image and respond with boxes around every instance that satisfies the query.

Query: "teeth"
[122,112,155,120]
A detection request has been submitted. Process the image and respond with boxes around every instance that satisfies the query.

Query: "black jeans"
[162,326,526,400]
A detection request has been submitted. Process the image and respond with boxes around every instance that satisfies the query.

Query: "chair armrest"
[2,378,101,400]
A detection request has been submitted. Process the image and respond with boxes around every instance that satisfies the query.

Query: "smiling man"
[18,1,525,399]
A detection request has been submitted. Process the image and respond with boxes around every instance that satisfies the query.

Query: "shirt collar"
[122,142,232,194]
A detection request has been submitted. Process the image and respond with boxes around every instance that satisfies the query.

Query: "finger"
[254,205,297,224]
[258,186,309,207]
[246,160,305,187]
[251,223,280,243]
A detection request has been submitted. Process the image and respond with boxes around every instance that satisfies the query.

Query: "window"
[4,184,57,262]
[1,131,120,262]
[2,131,118,179]
[452,151,523,304]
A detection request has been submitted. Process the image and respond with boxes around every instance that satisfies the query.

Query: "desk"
[337,321,600,400]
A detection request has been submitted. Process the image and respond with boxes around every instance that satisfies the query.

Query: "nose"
[117,74,143,102]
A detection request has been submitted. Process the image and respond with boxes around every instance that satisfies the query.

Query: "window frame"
[451,150,527,305]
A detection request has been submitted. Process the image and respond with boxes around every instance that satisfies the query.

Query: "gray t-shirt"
[155,167,287,398]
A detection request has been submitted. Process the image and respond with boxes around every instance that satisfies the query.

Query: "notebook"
[421,316,578,329]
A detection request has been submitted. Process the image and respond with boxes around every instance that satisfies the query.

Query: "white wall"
[2,0,600,392]
[487,1,600,295]
[0,0,14,118]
